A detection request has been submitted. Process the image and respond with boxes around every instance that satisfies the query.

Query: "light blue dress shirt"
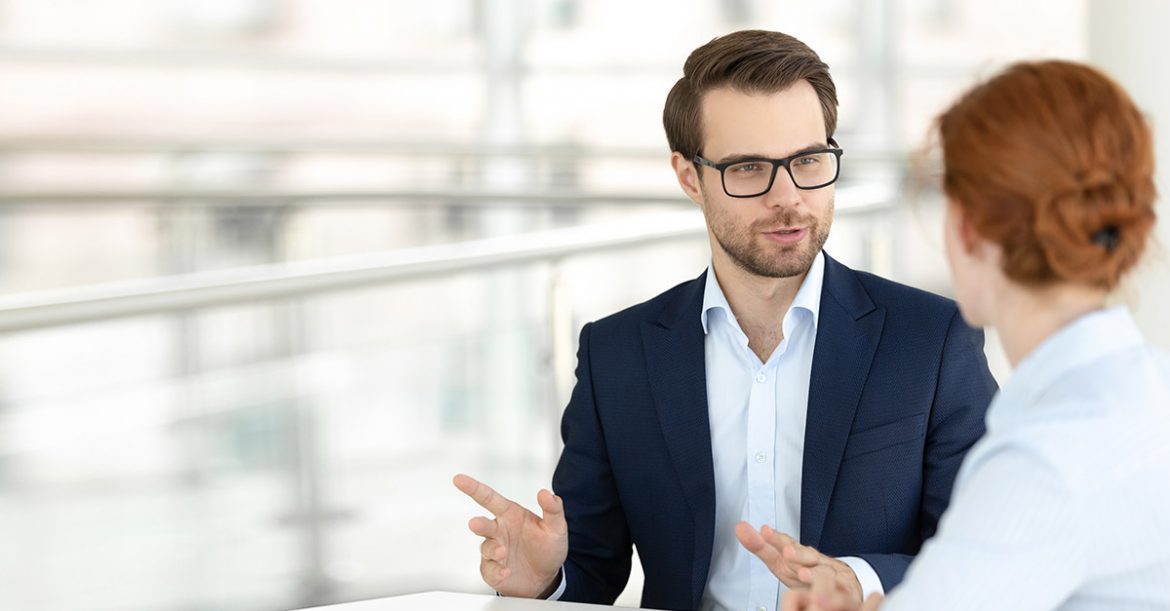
[884,306,1170,610]
[700,252,882,611]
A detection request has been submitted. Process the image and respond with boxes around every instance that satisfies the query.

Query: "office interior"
[0,1,1166,610]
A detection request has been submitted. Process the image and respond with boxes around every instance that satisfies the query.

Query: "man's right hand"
[452,473,569,598]
[782,566,885,611]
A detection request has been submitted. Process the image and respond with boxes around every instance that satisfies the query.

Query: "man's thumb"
[537,489,566,532]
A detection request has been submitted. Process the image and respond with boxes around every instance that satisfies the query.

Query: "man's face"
[689,82,835,279]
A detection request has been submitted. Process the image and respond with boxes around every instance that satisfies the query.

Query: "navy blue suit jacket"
[550,254,997,610]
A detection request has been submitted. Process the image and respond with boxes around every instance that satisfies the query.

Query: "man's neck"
[711,253,809,361]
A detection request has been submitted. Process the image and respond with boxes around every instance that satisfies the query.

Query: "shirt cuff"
[495,567,566,600]
[546,566,567,600]
[837,556,885,599]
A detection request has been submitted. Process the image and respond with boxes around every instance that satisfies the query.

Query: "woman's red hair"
[939,60,1157,290]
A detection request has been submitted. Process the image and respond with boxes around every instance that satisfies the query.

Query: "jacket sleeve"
[857,309,998,590]
[551,322,633,604]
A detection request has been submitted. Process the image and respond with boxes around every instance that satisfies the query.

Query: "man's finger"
[764,530,819,567]
[481,559,512,589]
[784,543,823,568]
[453,473,513,517]
[468,516,498,538]
[788,546,821,567]
[765,528,798,548]
[480,538,507,563]
[735,522,780,561]
[861,593,884,611]
[537,489,568,535]
[807,565,852,611]
[781,589,813,611]
[736,522,806,585]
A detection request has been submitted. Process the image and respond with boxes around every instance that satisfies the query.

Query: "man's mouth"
[763,227,807,243]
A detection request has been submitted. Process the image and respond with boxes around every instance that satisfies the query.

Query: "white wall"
[1089,0,1170,349]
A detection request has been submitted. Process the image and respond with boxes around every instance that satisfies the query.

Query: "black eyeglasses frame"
[692,141,844,198]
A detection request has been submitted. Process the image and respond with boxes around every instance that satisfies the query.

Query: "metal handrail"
[0,138,908,164]
[0,211,705,334]
[0,45,681,75]
[0,190,895,334]
[0,184,895,208]
[0,188,691,207]
[0,138,666,159]
[0,45,989,80]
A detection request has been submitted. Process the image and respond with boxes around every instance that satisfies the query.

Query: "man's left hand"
[735,521,863,604]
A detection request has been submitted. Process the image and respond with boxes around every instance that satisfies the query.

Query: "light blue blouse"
[885,306,1170,610]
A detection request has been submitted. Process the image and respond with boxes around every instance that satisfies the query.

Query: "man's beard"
[709,199,833,279]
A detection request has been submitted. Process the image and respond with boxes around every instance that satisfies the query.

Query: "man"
[454,29,997,611]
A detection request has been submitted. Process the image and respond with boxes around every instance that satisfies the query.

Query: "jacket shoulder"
[588,274,703,335]
[852,269,960,322]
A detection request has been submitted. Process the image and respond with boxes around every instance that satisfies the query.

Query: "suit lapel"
[801,255,885,548]
[640,272,715,608]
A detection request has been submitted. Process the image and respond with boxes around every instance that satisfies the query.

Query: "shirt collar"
[993,305,1144,418]
[700,250,825,335]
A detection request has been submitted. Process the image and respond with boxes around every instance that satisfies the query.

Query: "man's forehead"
[699,82,827,157]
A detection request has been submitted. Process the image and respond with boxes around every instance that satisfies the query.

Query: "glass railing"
[0,152,912,610]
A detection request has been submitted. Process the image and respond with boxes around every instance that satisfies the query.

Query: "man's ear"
[670,152,705,207]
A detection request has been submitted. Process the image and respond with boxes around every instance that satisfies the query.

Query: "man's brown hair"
[663,29,839,160]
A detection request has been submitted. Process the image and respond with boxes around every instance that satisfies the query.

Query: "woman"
[783,60,1170,610]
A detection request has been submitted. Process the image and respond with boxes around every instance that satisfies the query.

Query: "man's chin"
[753,245,818,279]
[736,255,814,279]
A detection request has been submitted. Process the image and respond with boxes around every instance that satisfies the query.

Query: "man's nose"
[761,167,802,209]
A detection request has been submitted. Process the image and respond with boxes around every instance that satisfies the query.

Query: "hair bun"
[1075,168,1115,191]
[1034,174,1155,288]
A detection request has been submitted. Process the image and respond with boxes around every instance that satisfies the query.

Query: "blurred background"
[0,1,1166,610]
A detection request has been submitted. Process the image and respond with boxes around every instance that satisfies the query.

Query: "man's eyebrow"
[715,142,828,164]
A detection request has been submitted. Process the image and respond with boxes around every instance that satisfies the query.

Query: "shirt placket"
[746,356,780,611]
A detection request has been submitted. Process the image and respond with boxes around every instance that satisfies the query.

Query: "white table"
[291,591,647,611]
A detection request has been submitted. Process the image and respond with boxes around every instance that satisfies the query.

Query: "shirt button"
[755,373,766,383]
[755,452,767,463]
[758,606,768,611]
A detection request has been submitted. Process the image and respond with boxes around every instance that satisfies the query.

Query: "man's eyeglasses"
[693,143,844,198]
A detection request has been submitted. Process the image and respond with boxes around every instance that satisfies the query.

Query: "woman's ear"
[948,201,982,256]
[956,205,981,255]
[950,202,1003,271]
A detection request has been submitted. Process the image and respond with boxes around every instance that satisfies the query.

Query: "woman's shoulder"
[981,345,1170,489]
